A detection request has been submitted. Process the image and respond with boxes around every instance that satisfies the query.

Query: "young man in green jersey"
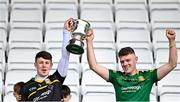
[86,28,177,102]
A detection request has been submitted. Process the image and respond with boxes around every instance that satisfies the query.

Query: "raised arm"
[57,18,74,77]
[86,28,109,81]
[157,29,177,80]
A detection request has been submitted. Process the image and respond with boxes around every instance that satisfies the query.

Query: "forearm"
[86,41,98,70]
[86,40,109,80]
[157,29,177,80]
[168,40,177,68]
[57,29,70,77]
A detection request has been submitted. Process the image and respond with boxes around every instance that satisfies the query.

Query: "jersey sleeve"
[150,69,158,82]
[19,82,30,101]
[57,29,70,77]
[52,70,66,84]
[108,69,118,83]
[19,86,27,101]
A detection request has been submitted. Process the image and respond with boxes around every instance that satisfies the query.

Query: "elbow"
[170,62,177,69]
[173,63,177,68]
[88,62,98,70]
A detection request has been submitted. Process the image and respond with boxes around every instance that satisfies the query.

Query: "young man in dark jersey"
[20,18,74,101]
[86,28,177,102]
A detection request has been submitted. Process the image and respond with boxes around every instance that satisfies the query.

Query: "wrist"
[169,43,176,48]
[63,28,69,32]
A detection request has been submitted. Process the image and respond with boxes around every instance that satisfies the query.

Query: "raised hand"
[166,29,176,41]
[86,28,94,42]
[64,18,75,32]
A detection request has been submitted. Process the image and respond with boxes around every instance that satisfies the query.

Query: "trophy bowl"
[66,19,90,55]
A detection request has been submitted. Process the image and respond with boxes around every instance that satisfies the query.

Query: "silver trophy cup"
[66,19,90,55]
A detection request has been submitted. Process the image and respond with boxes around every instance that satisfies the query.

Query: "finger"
[169,31,175,35]
[87,28,92,35]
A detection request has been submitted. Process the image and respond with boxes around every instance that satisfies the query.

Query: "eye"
[126,59,130,62]
[45,61,50,64]
[120,61,124,64]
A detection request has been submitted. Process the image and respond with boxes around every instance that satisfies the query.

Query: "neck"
[132,69,139,75]
[126,69,139,76]
[35,74,48,80]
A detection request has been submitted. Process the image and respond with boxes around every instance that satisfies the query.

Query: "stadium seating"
[80,3,114,27]
[0,2,8,25]
[82,92,116,102]
[80,0,113,5]
[149,0,179,12]
[0,72,3,102]
[151,10,180,25]
[154,48,180,70]
[64,69,80,102]
[116,28,152,50]
[0,25,7,51]
[10,4,43,27]
[7,49,40,71]
[1,0,180,102]
[115,9,149,29]
[44,28,64,49]
[152,28,180,50]
[115,0,147,10]
[158,71,180,102]
[5,70,36,95]
[81,48,117,71]
[45,4,78,29]
[8,28,43,51]
[3,92,16,102]
[89,28,115,49]
[81,70,115,96]
[0,49,5,79]
[46,0,78,5]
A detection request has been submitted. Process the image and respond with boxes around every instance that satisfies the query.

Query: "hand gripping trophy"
[66,19,90,55]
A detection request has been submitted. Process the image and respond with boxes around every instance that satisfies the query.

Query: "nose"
[123,61,128,66]
[42,63,47,68]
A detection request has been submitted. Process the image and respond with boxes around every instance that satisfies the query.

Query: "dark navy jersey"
[20,70,66,101]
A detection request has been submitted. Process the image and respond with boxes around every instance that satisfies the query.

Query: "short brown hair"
[14,82,25,94]
[118,47,135,57]
[61,85,71,98]
[35,51,52,62]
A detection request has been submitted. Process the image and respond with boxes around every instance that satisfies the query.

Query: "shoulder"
[48,70,66,82]
[139,69,157,75]
[20,78,36,94]
[109,69,123,76]
[22,78,36,89]
[139,69,158,81]
[108,69,123,82]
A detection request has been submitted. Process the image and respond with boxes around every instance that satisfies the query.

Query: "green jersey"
[108,69,157,102]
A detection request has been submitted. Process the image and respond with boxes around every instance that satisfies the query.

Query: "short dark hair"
[35,51,52,62]
[14,81,25,94]
[61,85,71,98]
[118,47,135,57]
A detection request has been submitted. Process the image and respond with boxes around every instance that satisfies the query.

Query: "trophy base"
[66,44,84,55]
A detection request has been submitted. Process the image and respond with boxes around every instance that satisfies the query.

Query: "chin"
[40,73,48,77]
[124,70,132,74]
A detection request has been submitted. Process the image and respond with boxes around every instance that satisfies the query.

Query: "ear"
[13,92,16,97]
[135,56,138,62]
[34,62,37,69]
[50,62,53,68]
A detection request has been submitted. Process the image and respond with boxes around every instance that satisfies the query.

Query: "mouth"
[124,65,131,71]
[41,69,47,73]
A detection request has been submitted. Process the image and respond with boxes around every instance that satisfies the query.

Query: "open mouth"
[42,69,47,72]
